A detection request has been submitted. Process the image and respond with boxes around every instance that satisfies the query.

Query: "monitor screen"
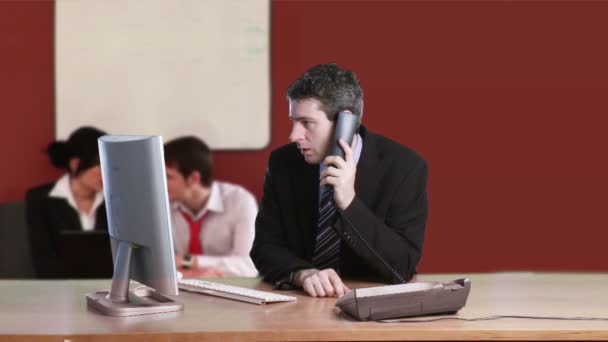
[58,230,113,278]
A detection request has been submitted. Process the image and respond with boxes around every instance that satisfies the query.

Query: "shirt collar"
[49,173,104,213]
[353,132,363,164]
[206,182,223,213]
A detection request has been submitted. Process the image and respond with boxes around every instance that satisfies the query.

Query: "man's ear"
[186,170,201,186]
[69,158,80,174]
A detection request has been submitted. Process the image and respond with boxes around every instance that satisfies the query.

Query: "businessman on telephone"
[251,63,428,297]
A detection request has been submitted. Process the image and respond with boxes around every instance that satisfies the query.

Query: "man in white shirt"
[164,136,258,277]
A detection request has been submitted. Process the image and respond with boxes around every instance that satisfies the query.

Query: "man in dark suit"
[251,64,428,297]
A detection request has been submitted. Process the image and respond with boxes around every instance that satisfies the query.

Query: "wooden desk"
[1,273,608,341]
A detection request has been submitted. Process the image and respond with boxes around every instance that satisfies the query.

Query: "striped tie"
[312,186,341,271]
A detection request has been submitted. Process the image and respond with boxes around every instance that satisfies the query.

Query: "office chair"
[0,201,35,278]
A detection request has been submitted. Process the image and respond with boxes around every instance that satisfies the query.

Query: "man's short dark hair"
[164,136,213,187]
[286,63,364,123]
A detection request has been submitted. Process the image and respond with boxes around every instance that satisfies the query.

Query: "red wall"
[2,1,607,273]
[0,1,55,201]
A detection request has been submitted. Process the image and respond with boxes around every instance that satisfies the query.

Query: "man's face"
[165,166,189,203]
[288,98,334,165]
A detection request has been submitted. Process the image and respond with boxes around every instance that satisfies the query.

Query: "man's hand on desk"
[180,267,224,278]
[175,254,224,278]
[293,268,350,297]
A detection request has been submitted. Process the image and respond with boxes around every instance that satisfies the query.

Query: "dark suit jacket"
[25,182,108,278]
[251,126,428,285]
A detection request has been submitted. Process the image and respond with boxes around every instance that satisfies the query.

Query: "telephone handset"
[327,111,409,284]
[329,110,359,159]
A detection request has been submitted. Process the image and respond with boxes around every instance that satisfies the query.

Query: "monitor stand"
[86,241,184,316]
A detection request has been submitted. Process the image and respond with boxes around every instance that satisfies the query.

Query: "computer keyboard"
[178,279,298,305]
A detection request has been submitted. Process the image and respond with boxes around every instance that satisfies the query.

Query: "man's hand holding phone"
[321,138,357,210]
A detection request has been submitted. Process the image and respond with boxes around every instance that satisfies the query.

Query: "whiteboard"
[55,0,270,149]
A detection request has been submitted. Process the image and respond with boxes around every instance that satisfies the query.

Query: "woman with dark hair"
[25,126,109,278]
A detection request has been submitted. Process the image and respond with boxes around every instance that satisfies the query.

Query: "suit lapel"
[48,198,82,232]
[290,149,319,259]
[47,198,108,232]
[95,203,108,231]
[355,128,384,209]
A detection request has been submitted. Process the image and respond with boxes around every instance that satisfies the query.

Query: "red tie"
[179,209,206,255]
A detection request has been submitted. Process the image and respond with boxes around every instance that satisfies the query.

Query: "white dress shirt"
[48,173,104,231]
[171,181,259,277]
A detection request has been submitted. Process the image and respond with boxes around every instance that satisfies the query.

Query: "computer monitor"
[86,135,183,316]
[58,230,113,278]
